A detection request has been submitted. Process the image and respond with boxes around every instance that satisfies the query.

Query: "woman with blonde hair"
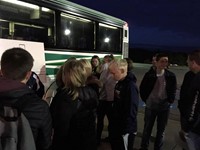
[79,59,102,94]
[50,59,98,150]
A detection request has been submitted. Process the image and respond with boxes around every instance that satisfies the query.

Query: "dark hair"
[1,47,34,80]
[91,55,100,64]
[156,53,168,61]
[104,54,114,62]
[188,50,200,65]
[124,58,134,72]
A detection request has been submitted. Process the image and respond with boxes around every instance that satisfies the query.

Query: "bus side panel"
[122,25,129,58]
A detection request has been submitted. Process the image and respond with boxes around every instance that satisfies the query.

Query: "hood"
[126,71,137,83]
[0,77,31,102]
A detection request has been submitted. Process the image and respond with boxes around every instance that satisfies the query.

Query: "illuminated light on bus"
[64,29,71,35]
[1,0,50,12]
[104,37,110,43]
[124,22,128,28]
[99,23,117,29]
[0,0,129,85]
[1,0,39,9]
[61,13,91,23]
[42,7,50,12]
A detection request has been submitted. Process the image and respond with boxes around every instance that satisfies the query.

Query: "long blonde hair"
[62,60,88,100]
[79,59,92,78]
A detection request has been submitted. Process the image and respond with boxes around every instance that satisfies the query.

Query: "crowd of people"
[0,47,200,150]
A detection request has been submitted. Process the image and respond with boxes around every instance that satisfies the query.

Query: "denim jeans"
[186,132,200,150]
[140,108,170,150]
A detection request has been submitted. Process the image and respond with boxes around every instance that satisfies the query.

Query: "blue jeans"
[186,132,200,150]
[140,108,170,150]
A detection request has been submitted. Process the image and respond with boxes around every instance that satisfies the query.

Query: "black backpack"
[0,102,36,150]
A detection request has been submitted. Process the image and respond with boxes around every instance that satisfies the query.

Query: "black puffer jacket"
[0,77,52,150]
[50,86,98,150]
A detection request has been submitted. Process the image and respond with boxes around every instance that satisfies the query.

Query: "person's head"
[1,47,34,83]
[103,54,114,64]
[155,53,169,71]
[56,57,77,87]
[124,58,134,72]
[100,54,114,72]
[91,55,100,68]
[109,59,128,81]
[79,59,92,78]
[187,50,200,73]
[62,59,88,100]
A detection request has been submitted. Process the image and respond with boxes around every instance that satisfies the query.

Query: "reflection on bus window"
[97,23,121,52]
[0,0,55,47]
[60,13,94,50]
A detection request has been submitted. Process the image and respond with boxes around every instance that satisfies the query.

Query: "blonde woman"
[50,59,98,150]
[79,59,102,94]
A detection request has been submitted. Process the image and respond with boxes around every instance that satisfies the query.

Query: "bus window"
[0,0,55,47]
[0,20,9,39]
[60,13,94,50]
[97,23,121,52]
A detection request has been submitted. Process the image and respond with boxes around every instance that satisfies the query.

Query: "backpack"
[0,104,36,150]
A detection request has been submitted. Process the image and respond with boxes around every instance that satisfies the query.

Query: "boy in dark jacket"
[139,53,177,150]
[108,59,139,150]
[179,50,200,149]
[0,48,52,150]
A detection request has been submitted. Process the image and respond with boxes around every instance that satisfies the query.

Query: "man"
[109,59,139,150]
[96,54,116,144]
[179,50,200,149]
[0,48,52,150]
[139,53,177,150]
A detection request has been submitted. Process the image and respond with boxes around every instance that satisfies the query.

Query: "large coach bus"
[0,0,129,82]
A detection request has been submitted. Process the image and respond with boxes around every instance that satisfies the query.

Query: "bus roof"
[27,0,127,27]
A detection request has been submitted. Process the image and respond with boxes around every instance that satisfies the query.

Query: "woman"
[91,55,101,79]
[50,59,98,150]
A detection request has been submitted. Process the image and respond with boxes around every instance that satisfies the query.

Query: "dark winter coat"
[183,72,200,135]
[50,86,98,150]
[178,71,195,116]
[111,72,139,135]
[0,77,52,150]
[140,69,177,104]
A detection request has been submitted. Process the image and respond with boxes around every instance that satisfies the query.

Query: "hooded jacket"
[0,77,52,150]
[111,72,139,134]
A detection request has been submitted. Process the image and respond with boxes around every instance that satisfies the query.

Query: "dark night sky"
[69,0,200,49]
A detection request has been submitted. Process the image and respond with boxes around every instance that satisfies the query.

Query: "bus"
[0,0,129,82]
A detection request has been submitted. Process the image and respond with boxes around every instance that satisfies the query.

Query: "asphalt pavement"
[97,63,188,150]
[98,106,183,150]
